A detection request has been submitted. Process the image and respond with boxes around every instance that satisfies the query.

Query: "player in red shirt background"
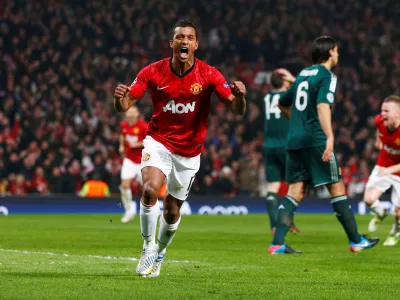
[364,95,400,246]
[119,106,148,223]
[114,20,246,277]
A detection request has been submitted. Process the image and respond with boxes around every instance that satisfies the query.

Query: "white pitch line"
[0,249,197,264]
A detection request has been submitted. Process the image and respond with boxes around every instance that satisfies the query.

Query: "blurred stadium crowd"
[1,0,400,197]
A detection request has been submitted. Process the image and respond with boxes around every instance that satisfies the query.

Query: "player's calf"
[120,181,135,223]
[136,199,160,276]
[384,210,400,246]
[364,194,389,232]
[364,188,386,218]
[157,213,181,255]
[265,191,279,231]
[271,195,300,246]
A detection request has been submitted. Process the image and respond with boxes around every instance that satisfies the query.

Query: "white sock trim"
[286,196,299,207]
[370,200,381,208]
[157,214,181,253]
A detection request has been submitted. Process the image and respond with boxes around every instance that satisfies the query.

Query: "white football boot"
[368,209,389,232]
[136,245,158,276]
[144,253,165,278]
[121,201,135,223]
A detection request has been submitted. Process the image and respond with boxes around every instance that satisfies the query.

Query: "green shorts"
[285,146,342,187]
[264,147,286,182]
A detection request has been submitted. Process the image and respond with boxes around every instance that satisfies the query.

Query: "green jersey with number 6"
[279,65,337,150]
[263,90,288,148]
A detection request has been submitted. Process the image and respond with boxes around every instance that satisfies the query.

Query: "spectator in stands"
[215,166,236,198]
[9,174,30,196]
[201,175,219,196]
[237,153,262,197]
[348,173,367,199]
[0,0,398,197]
[48,167,63,194]
[31,167,49,195]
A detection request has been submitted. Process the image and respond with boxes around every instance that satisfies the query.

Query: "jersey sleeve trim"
[329,74,337,92]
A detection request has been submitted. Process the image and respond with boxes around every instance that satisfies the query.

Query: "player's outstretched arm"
[119,135,125,154]
[317,103,334,162]
[375,129,383,149]
[378,164,400,176]
[114,84,138,112]
[128,141,144,149]
[228,81,246,115]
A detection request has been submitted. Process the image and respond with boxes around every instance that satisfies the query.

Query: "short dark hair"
[270,72,283,89]
[311,36,337,64]
[172,20,198,39]
[383,95,400,104]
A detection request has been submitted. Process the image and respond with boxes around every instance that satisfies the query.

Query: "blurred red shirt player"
[113,20,246,277]
[364,95,400,246]
[119,106,148,223]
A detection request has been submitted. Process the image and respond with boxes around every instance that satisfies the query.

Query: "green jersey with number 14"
[263,90,288,148]
[279,65,337,150]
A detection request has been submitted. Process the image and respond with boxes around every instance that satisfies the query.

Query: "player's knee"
[363,192,376,205]
[395,207,400,218]
[289,191,305,201]
[327,181,346,198]
[121,180,131,189]
[142,182,160,203]
[267,182,281,194]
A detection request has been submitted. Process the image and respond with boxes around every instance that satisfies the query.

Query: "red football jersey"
[121,119,148,163]
[129,58,232,157]
[375,114,400,176]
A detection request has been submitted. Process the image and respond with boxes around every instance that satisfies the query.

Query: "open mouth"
[180,47,189,59]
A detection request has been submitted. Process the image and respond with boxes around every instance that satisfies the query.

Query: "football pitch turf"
[1,214,399,299]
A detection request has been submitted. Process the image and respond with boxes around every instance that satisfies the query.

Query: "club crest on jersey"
[395,138,400,146]
[133,128,139,134]
[142,153,150,162]
[190,83,203,95]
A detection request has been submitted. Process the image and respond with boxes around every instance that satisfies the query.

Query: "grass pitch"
[1,214,399,299]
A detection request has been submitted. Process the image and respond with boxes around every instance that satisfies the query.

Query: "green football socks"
[331,195,361,243]
[265,192,279,229]
[272,196,299,245]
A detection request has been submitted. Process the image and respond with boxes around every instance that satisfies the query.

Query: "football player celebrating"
[119,106,148,223]
[114,20,246,277]
[364,95,400,246]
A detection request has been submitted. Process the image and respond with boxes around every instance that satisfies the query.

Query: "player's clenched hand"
[114,84,129,100]
[230,81,246,99]
[322,137,334,162]
[276,68,296,83]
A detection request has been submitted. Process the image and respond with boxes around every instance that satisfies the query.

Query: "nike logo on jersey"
[157,86,169,90]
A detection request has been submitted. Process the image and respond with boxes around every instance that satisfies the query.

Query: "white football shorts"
[141,136,200,200]
[121,158,143,184]
[366,166,400,207]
